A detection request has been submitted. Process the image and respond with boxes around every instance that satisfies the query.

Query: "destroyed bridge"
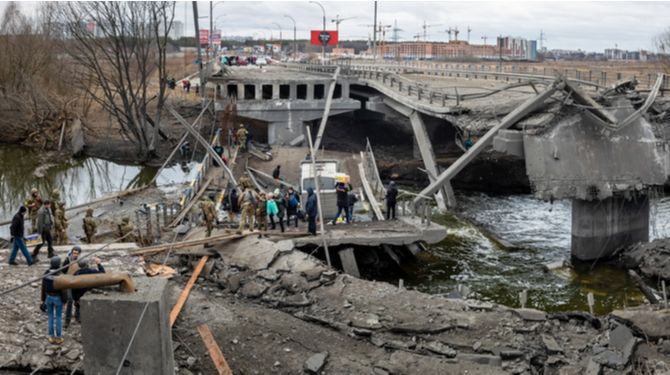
[210,61,670,262]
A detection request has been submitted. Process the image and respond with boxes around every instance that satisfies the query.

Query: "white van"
[299,159,339,219]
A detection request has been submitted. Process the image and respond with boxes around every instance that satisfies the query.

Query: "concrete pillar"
[255,84,262,100]
[342,82,350,99]
[571,196,649,261]
[307,84,315,100]
[289,84,297,100]
[338,248,360,278]
[237,84,245,101]
[268,120,306,146]
[272,84,280,100]
[81,278,174,374]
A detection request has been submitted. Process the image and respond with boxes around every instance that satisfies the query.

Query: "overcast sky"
[3,1,669,52]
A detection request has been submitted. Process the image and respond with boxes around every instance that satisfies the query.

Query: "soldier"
[236,186,260,235]
[237,172,255,191]
[55,202,69,246]
[82,207,97,244]
[49,189,61,216]
[201,192,218,239]
[27,188,43,233]
[236,124,248,151]
[255,193,269,238]
[119,217,137,243]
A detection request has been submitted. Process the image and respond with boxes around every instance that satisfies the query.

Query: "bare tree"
[654,27,670,74]
[54,2,175,158]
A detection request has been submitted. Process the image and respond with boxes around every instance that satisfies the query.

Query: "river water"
[1,144,667,314]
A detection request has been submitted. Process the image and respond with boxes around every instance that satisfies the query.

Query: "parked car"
[256,57,268,67]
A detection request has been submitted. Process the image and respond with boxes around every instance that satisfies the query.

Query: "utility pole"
[209,1,213,61]
[539,29,546,51]
[193,2,206,105]
[373,1,377,64]
[499,34,503,71]
[331,15,356,50]
[310,1,326,61]
[285,15,297,59]
[467,26,471,43]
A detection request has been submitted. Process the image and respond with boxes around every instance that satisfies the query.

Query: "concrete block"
[338,248,360,278]
[493,130,524,157]
[81,277,174,375]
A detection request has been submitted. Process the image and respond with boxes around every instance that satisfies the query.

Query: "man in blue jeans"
[41,255,67,345]
[9,206,37,266]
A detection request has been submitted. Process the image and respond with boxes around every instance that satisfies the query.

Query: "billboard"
[199,29,209,45]
[310,30,338,46]
[213,30,221,44]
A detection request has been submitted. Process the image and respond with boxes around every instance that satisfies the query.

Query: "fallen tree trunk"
[629,270,658,304]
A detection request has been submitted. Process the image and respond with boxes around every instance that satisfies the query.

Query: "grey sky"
[3,1,668,52]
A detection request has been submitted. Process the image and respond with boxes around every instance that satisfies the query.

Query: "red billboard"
[199,29,209,45]
[310,30,338,46]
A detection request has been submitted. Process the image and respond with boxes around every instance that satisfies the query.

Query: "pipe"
[54,273,136,293]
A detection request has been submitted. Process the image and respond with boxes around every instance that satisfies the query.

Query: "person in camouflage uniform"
[201,192,218,238]
[255,193,268,238]
[27,188,43,233]
[83,207,97,244]
[237,172,255,191]
[236,124,248,151]
[119,217,137,243]
[50,189,61,216]
[54,202,69,246]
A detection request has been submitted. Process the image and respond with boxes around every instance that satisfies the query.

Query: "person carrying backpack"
[285,186,300,231]
[236,187,260,235]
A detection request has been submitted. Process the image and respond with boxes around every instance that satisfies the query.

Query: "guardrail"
[179,128,221,209]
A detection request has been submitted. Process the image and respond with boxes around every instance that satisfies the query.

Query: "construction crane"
[422,21,442,42]
[331,15,357,49]
[467,26,472,43]
[451,26,459,41]
[439,29,452,42]
[360,22,392,56]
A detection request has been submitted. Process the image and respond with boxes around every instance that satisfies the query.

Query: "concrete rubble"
[1,239,670,374]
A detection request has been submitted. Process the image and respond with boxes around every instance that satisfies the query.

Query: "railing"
[361,138,386,210]
[178,128,221,213]
[132,202,180,244]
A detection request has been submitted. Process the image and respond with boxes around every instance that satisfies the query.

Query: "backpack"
[289,192,298,208]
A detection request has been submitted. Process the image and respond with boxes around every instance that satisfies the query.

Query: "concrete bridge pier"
[571,196,649,261]
[268,120,307,145]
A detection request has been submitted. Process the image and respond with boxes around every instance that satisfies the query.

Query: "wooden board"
[170,256,208,326]
[197,323,233,375]
[358,163,385,221]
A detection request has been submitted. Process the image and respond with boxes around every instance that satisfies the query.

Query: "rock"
[593,350,627,368]
[217,237,280,271]
[186,356,196,367]
[201,259,215,278]
[373,368,390,375]
[472,341,482,351]
[456,354,503,367]
[609,325,633,352]
[180,369,194,375]
[465,301,495,311]
[388,323,452,334]
[349,312,382,330]
[558,365,584,375]
[240,281,268,298]
[586,358,602,375]
[24,324,37,335]
[65,349,80,360]
[320,271,337,282]
[228,275,241,293]
[371,337,386,347]
[304,351,329,374]
[547,356,568,366]
[301,267,327,281]
[610,305,670,341]
[446,290,462,299]
[513,308,547,321]
[423,341,457,358]
[352,328,372,337]
[541,334,564,353]
[256,269,281,282]
[277,293,311,307]
[44,349,54,356]
[386,341,416,350]
[274,361,280,366]
[280,273,310,294]
[492,345,523,359]
[275,239,294,254]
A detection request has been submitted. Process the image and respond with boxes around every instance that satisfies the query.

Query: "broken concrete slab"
[609,325,634,352]
[558,365,584,375]
[388,323,453,335]
[585,358,602,375]
[277,293,311,307]
[301,266,327,281]
[240,281,268,298]
[492,345,523,359]
[423,341,457,357]
[456,353,503,367]
[217,237,279,271]
[593,350,627,368]
[513,308,547,321]
[610,307,670,341]
[541,334,564,353]
[275,239,294,254]
[348,312,382,330]
[304,351,329,374]
[228,275,241,293]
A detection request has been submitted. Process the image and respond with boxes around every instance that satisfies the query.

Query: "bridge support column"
[571,196,649,261]
[409,111,452,211]
[268,120,306,146]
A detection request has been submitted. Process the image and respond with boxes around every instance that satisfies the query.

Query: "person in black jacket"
[347,192,358,224]
[329,182,352,225]
[386,181,398,220]
[305,187,318,236]
[9,206,37,266]
[72,258,106,304]
[226,189,240,223]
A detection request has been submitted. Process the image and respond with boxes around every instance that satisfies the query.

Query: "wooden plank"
[358,163,385,221]
[0,243,140,253]
[170,256,208,326]
[197,323,233,375]
[170,177,214,227]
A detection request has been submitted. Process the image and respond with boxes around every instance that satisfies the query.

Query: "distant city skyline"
[1,1,667,52]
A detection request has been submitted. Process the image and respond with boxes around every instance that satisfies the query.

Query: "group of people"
[329,182,358,225]
[41,246,106,345]
[9,188,98,266]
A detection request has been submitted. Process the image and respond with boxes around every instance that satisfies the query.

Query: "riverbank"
[0,234,668,374]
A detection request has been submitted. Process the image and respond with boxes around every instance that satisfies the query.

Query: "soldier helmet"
[52,189,60,196]
[243,172,248,176]
[86,207,94,215]
[239,124,244,128]
[30,188,38,194]
[208,192,216,200]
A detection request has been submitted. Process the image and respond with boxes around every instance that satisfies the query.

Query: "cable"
[115,224,182,374]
